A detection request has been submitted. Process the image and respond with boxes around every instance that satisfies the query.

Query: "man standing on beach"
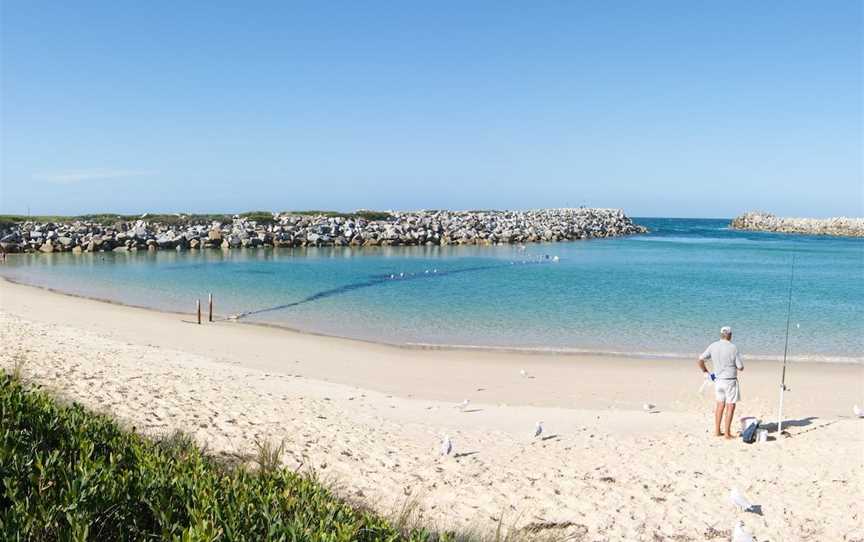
[698,326,744,439]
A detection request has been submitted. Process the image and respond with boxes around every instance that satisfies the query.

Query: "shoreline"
[1,276,860,413]
[1,275,862,537]
[2,276,860,365]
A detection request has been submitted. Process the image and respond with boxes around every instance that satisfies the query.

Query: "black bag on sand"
[741,420,760,444]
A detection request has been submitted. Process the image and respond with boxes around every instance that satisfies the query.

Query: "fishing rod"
[777,254,796,435]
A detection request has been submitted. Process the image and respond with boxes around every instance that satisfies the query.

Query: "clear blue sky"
[1,1,861,218]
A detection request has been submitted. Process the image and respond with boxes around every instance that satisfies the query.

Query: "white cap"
[720,326,732,335]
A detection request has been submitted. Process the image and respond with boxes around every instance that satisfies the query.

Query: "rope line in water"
[232,256,557,320]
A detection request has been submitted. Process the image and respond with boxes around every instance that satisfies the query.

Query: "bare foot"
[724,433,734,440]
[714,431,723,437]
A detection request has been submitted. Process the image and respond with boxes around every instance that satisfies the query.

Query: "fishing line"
[777,254,796,435]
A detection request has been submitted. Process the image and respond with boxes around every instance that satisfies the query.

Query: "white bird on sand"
[520,369,528,378]
[457,399,470,411]
[853,405,864,418]
[441,435,452,456]
[730,488,754,512]
[534,421,543,438]
[643,403,655,412]
[732,520,754,542]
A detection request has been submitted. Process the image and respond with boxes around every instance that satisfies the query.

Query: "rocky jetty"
[730,212,864,238]
[0,208,647,254]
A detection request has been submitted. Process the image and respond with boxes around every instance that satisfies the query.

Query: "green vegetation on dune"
[238,211,277,224]
[0,213,233,228]
[286,210,393,221]
[0,371,439,541]
[0,210,393,229]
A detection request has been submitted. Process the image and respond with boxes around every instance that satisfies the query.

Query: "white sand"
[1,278,862,540]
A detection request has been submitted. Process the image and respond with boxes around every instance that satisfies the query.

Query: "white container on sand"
[739,417,757,431]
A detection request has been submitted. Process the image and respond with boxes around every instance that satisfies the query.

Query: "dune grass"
[0,370,443,541]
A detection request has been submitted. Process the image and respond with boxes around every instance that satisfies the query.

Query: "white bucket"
[757,429,768,443]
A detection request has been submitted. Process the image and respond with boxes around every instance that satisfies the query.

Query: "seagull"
[441,435,452,456]
[730,488,754,512]
[854,405,864,418]
[534,421,543,438]
[732,521,754,542]
[643,403,655,412]
[457,399,470,411]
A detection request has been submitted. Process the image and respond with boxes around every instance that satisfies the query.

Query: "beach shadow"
[761,417,818,433]
[541,434,560,441]
[462,408,484,413]
[454,451,479,458]
[761,417,838,439]
[180,319,204,325]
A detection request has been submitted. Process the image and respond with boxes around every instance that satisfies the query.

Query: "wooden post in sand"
[197,299,202,325]
[208,293,213,322]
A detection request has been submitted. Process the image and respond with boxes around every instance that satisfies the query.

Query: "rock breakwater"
[0,208,647,253]
[730,212,863,238]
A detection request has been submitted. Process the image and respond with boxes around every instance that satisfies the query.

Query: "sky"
[1,1,861,218]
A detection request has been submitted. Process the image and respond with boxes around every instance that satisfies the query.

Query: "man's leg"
[714,401,724,436]
[723,402,737,439]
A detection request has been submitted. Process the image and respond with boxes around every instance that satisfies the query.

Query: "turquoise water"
[2,218,862,362]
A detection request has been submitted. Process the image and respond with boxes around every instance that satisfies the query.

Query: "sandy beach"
[1,277,862,540]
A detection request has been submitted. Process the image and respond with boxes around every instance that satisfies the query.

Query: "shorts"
[714,379,740,404]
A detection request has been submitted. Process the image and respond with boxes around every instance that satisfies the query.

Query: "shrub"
[239,211,277,225]
[0,372,438,541]
[287,210,393,221]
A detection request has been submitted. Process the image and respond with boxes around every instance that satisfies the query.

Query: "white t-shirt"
[700,339,743,379]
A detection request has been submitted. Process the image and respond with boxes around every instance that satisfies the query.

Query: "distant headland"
[0,208,647,253]
[730,211,863,238]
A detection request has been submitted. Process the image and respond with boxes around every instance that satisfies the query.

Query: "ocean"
[2,218,861,362]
